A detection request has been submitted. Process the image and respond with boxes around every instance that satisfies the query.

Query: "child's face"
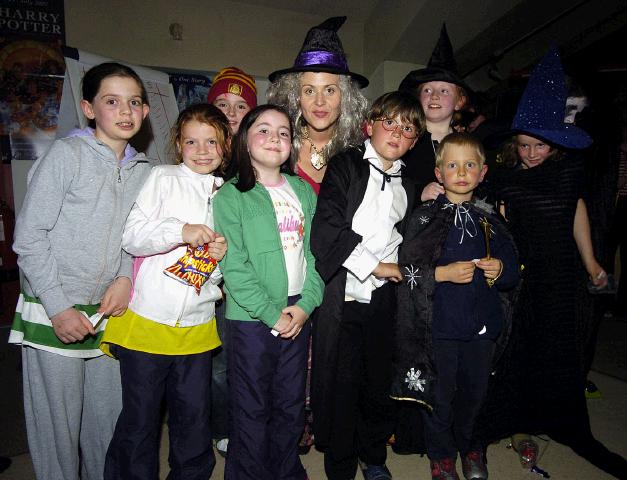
[419,81,465,124]
[516,134,553,169]
[247,110,292,173]
[80,76,149,147]
[435,143,487,203]
[366,114,418,165]
[178,120,224,175]
[212,92,251,134]
[299,72,341,134]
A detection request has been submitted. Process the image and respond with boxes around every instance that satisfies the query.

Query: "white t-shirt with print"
[265,176,306,296]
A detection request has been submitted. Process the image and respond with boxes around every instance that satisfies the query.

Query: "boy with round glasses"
[311,91,424,480]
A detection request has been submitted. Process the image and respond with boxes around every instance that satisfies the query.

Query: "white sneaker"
[216,438,228,458]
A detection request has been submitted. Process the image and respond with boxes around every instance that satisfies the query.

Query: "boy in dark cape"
[391,133,519,479]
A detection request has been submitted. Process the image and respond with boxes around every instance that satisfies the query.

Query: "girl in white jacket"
[101,104,229,480]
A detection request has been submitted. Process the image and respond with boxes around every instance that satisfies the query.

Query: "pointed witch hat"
[399,23,472,95]
[268,16,369,88]
[510,46,591,149]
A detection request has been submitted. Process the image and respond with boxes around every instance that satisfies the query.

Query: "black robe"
[476,156,627,478]
[310,145,415,449]
[402,131,438,198]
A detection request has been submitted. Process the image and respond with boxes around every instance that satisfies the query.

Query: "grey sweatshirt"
[14,135,154,318]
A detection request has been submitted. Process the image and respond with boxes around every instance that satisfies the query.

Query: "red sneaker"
[430,458,460,480]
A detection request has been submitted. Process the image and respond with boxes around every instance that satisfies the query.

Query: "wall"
[64,0,365,81]
[363,60,422,101]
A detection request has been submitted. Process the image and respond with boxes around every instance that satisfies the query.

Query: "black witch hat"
[268,16,369,88]
[399,24,471,94]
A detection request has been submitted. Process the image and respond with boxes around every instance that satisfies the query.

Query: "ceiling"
[234,0,380,22]
[236,0,627,91]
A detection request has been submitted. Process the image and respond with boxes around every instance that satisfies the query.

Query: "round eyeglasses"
[377,118,418,139]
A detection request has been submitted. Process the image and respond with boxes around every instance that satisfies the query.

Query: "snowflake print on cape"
[404,265,421,290]
[405,367,426,392]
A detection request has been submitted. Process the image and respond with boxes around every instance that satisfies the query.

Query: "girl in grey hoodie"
[10,62,152,480]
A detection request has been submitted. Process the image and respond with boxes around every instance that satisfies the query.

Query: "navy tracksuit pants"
[104,346,215,480]
[225,309,309,480]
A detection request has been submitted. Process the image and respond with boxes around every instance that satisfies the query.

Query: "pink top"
[296,166,321,195]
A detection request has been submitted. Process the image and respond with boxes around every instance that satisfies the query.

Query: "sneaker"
[461,451,488,479]
[430,458,460,480]
[360,463,392,480]
[215,438,228,458]
[585,379,602,399]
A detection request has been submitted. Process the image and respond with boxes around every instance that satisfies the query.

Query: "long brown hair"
[232,105,295,192]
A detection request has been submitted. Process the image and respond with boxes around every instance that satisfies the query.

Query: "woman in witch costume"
[267,15,369,454]
[477,47,626,479]
[267,16,369,194]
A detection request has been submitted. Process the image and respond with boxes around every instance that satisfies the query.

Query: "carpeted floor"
[2,369,625,479]
[592,316,627,381]
[1,313,626,478]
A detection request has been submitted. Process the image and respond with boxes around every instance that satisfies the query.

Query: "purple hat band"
[294,50,348,71]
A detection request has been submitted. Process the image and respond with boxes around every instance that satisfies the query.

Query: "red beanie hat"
[207,67,257,108]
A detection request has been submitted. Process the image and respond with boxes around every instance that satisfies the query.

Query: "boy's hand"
[421,182,445,202]
[99,276,132,317]
[476,258,503,281]
[207,235,227,261]
[373,262,403,282]
[51,307,96,343]
[435,261,475,283]
[279,305,309,339]
[182,224,217,247]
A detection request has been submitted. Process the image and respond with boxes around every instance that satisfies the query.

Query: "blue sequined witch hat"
[511,47,591,149]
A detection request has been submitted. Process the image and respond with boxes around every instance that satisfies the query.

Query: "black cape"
[476,156,627,478]
[391,197,519,453]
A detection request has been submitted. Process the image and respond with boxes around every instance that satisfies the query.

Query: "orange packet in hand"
[164,244,217,294]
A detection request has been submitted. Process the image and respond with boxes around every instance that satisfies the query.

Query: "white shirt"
[342,139,407,303]
[266,176,306,296]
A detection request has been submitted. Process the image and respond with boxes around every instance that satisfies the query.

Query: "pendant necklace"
[302,126,328,170]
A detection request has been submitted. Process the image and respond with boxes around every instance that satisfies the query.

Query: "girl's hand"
[279,305,309,339]
[373,262,403,282]
[421,182,445,202]
[182,224,217,247]
[588,263,608,289]
[51,307,96,343]
[476,258,503,280]
[435,261,475,283]
[99,277,132,317]
[207,235,227,261]
[272,313,293,336]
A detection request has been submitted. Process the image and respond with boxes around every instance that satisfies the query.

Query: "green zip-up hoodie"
[213,175,323,327]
